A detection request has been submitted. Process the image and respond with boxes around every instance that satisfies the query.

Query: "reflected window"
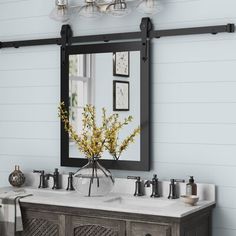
[69,54,93,135]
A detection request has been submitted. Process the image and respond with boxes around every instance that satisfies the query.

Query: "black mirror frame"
[60,40,150,171]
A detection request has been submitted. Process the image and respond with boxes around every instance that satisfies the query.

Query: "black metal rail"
[150,23,235,38]
[0,20,234,49]
[0,38,61,49]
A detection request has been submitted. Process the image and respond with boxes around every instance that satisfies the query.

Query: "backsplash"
[0,0,236,235]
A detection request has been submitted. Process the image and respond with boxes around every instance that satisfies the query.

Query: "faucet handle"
[127,176,143,196]
[66,172,75,191]
[169,179,185,183]
[33,170,44,174]
[127,176,141,180]
[174,179,185,183]
[168,179,185,199]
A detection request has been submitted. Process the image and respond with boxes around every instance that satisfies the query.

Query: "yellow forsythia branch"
[58,102,140,160]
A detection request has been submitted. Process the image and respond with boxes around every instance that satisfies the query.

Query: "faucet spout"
[33,170,48,188]
[46,168,60,190]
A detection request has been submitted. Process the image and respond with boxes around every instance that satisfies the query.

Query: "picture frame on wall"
[113,80,130,111]
[113,51,130,77]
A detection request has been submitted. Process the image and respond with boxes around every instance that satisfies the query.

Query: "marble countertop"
[0,186,215,218]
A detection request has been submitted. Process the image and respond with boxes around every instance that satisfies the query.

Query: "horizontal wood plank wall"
[0,0,236,235]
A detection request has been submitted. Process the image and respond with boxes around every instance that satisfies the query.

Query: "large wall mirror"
[61,41,150,170]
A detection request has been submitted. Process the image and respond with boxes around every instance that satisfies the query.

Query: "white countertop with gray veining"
[0,178,216,218]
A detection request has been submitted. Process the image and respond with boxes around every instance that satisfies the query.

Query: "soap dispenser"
[186,176,197,196]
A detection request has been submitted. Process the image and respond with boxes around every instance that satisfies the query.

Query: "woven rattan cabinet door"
[67,216,126,236]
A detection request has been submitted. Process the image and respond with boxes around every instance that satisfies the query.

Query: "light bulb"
[78,0,102,19]
[136,0,163,15]
[106,0,131,17]
[50,0,72,22]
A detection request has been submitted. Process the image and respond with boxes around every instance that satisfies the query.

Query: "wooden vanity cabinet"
[20,202,214,236]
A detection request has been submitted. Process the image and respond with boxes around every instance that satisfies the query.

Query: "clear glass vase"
[73,158,115,197]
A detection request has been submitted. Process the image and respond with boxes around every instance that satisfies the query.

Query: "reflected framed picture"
[113,80,129,111]
[113,51,130,77]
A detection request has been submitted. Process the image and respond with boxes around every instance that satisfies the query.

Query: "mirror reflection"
[68,51,141,161]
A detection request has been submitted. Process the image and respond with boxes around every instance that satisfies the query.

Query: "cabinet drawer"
[129,222,171,236]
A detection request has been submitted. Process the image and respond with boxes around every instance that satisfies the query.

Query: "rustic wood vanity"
[20,201,214,236]
[20,200,214,236]
[17,181,215,236]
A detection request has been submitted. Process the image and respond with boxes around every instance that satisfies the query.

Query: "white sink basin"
[103,196,175,209]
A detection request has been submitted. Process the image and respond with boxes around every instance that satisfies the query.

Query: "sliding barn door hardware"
[140,17,152,61]
[149,23,235,38]
[61,24,73,66]
[61,24,73,47]
[0,18,234,49]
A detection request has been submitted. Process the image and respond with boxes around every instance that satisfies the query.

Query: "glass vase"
[73,158,115,197]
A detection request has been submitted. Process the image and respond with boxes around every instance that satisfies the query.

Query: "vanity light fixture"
[106,0,131,17]
[50,0,72,22]
[78,0,102,19]
[49,0,163,21]
[136,0,163,15]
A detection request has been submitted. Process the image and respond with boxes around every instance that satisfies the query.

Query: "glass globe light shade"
[106,0,131,17]
[136,0,163,15]
[78,0,102,19]
[96,0,112,3]
[50,0,72,22]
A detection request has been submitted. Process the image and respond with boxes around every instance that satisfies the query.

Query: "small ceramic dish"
[181,195,199,206]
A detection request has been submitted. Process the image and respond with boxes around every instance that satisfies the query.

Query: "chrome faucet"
[168,179,185,199]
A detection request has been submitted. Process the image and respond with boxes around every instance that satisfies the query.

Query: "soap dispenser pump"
[186,176,197,196]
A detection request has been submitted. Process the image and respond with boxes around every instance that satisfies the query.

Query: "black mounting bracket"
[60,24,73,66]
[60,24,73,47]
[0,18,235,49]
[227,23,235,33]
[140,17,152,61]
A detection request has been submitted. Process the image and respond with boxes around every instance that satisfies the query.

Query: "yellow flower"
[58,102,140,160]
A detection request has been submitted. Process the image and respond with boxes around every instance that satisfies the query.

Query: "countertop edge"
[19,198,216,220]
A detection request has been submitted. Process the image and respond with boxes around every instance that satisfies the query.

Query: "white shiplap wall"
[0,0,236,235]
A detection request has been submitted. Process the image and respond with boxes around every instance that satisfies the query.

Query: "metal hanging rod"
[0,19,234,49]
[150,23,235,38]
[0,38,62,49]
